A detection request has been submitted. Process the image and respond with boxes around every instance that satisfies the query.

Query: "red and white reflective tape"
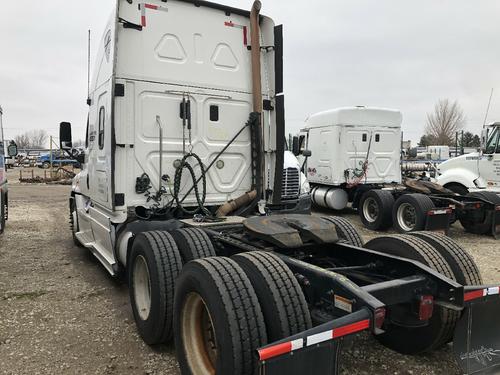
[140,3,169,27]
[224,21,248,46]
[464,286,500,302]
[258,319,370,361]
[427,208,452,216]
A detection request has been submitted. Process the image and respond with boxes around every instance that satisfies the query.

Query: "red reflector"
[475,203,482,209]
[419,295,434,321]
[332,319,370,339]
[464,289,485,302]
[427,208,452,216]
[374,307,386,329]
[258,342,292,361]
[144,3,158,9]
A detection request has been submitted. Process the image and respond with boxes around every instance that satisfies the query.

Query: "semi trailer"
[296,106,500,237]
[61,1,500,374]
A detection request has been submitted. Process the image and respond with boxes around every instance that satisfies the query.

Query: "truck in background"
[296,106,500,236]
[3,140,16,169]
[437,122,500,194]
[58,2,500,374]
[36,150,82,169]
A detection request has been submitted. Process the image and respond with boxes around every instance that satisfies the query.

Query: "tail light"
[419,295,434,321]
[374,307,386,329]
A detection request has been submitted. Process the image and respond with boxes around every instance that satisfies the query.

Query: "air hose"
[172,153,209,215]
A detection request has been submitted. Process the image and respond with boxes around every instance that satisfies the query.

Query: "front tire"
[129,231,182,345]
[444,183,469,196]
[69,198,82,247]
[174,257,267,375]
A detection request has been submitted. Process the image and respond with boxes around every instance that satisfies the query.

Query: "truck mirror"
[302,149,312,157]
[60,122,73,150]
[292,136,300,156]
[480,128,489,153]
[7,142,17,157]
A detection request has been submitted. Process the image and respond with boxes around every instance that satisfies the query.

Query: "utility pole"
[461,130,464,155]
[50,135,53,171]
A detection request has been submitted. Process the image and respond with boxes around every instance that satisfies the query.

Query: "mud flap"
[425,208,451,235]
[453,288,500,374]
[258,341,341,375]
[257,309,371,375]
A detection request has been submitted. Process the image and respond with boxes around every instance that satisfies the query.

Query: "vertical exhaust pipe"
[224,1,264,217]
[250,1,265,205]
[250,0,263,114]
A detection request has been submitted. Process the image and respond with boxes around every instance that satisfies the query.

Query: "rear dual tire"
[392,194,435,233]
[129,231,183,345]
[459,191,500,235]
[174,253,312,375]
[409,231,482,285]
[322,216,364,247]
[174,257,267,375]
[359,189,394,230]
[364,234,459,354]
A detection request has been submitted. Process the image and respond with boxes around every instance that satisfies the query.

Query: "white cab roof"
[305,106,402,129]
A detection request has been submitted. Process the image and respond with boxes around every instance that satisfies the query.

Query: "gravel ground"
[1,170,499,374]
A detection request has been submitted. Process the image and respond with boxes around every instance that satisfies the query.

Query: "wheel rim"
[363,197,379,223]
[397,203,417,232]
[133,255,152,321]
[181,292,217,375]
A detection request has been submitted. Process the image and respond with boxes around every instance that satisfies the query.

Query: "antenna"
[87,30,91,105]
[482,88,494,128]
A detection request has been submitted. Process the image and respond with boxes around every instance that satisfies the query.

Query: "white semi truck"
[59,2,500,374]
[297,106,500,236]
[437,122,500,194]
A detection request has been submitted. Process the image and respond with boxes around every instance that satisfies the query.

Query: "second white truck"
[437,122,500,194]
[296,106,500,236]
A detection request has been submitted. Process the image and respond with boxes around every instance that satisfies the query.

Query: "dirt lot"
[1,169,499,374]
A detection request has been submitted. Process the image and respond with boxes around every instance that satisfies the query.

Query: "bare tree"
[425,99,465,146]
[29,130,48,148]
[13,130,49,149]
[14,133,31,149]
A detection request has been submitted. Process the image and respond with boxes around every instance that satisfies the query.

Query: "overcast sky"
[1,0,500,145]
